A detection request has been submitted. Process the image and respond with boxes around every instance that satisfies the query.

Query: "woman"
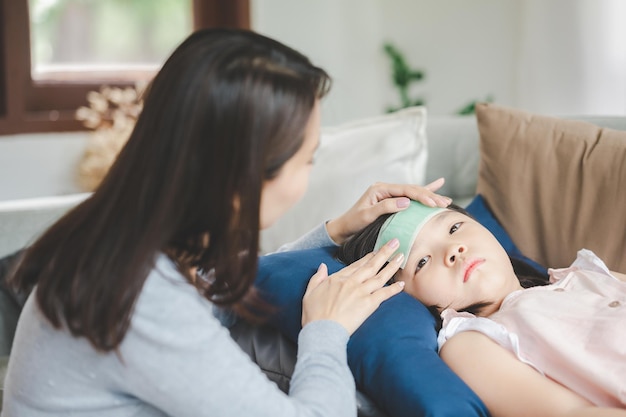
[2,29,449,416]
[338,201,626,416]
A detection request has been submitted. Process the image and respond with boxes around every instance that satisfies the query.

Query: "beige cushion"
[475,103,626,272]
[261,106,428,253]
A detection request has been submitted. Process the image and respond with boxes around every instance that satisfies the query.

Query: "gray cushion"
[229,319,388,417]
[0,250,25,356]
[0,251,26,411]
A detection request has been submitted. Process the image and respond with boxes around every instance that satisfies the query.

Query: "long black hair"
[336,204,549,328]
[9,28,331,351]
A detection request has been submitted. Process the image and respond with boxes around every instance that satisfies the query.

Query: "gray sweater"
[2,225,355,416]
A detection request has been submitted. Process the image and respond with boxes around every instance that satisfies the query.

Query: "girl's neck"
[481,281,525,317]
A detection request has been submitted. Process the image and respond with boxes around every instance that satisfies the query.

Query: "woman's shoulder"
[134,254,216,326]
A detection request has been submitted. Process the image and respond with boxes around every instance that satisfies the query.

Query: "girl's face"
[395,209,522,315]
[260,100,320,229]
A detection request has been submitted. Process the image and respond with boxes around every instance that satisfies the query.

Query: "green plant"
[455,95,494,115]
[383,43,425,113]
[383,42,492,115]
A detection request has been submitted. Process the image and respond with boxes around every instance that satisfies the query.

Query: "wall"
[2,1,625,201]
[5,1,518,201]
[251,0,626,125]
[517,0,626,116]
[251,0,521,125]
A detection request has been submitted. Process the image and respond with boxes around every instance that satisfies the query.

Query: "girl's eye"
[415,255,430,272]
[449,222,462,234]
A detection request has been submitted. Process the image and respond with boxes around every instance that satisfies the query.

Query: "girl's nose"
[445,244,466,266]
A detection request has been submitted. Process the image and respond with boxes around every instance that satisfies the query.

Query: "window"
[0,0,249,135]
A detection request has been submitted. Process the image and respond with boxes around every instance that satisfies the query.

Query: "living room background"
[1,0,625,201]
[252,0,626,125]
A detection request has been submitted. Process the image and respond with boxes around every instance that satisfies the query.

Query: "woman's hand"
[301,238,405,335]
[325,179,451,244]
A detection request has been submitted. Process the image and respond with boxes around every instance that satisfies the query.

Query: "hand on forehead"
[374,201,447,268]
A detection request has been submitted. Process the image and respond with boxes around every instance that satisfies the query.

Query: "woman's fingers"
[349,181,450,222]
[360,253,404,293]
[374,181,451,208]
[301,239,404,335]
[371,280,406,305]
[305,262,329,292]
[325,181,451,244]
[423,177,445,192]
[331,238,399,282]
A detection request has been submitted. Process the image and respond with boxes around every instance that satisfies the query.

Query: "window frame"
[0,0,249,135]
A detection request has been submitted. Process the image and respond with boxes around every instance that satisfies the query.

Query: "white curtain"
[517,0,626,116]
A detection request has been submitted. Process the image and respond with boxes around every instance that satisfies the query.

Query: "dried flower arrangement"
[75,83,145,191]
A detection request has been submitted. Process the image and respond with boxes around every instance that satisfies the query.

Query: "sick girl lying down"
[337,201,626,417]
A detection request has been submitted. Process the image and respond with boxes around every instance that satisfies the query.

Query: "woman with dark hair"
[337,201,626,416]
[2,29,450,416]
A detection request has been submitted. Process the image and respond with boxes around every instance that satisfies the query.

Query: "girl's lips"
[463,259,485,282]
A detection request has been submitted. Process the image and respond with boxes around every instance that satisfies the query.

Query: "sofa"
[254,103,626,416]
[1,103,625,415]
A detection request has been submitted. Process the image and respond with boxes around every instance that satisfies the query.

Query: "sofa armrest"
[0,193,90,258]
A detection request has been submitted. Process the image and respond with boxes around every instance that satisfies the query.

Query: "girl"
[2,29,449,416]
[338,201,626,417]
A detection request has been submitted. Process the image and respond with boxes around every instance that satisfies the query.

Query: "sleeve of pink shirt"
[548,248,616,283]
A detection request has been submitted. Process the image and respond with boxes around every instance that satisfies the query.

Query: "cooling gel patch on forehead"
[374,201,446,268]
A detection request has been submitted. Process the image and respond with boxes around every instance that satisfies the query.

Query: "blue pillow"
[256,246,489,417]
[465,194,547,276]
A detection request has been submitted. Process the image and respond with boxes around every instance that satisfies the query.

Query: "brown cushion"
[475,102,626,272]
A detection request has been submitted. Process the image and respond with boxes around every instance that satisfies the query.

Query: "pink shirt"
[438,249,626,407]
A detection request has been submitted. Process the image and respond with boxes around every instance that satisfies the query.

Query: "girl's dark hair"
[336,203,549,328]
[9,28,331,351]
